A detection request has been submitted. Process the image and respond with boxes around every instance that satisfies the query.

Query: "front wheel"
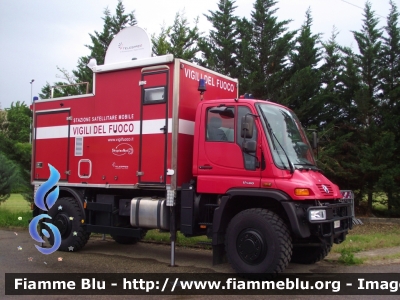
[225,208,292,274]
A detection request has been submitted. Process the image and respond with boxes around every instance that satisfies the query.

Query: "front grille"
[316,184,333,196]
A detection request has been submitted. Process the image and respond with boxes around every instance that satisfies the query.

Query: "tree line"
[0,101,32,202]
[1,0,399,214]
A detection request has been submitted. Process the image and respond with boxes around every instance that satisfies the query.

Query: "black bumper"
[282,200,353,243]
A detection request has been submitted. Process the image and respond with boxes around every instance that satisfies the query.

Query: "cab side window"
[206,108,235,142]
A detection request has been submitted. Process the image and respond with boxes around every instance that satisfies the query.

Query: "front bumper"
[282,200,353,244]
[307,201,353,243]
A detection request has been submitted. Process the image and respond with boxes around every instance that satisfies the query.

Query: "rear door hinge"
[66,116,72,121]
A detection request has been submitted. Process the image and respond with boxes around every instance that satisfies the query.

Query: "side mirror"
[312,131,318,149]
[295,141,309,156]
[241,115,254,138]
[242,140,257,153]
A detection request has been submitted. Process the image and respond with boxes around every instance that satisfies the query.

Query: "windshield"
[257,103,316,169]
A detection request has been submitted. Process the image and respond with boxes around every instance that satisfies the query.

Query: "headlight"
[309,209,326,221]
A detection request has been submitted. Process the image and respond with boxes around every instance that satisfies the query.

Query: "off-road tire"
[225,208,292,274]
[47,197,90,252]
[291,242,332,264]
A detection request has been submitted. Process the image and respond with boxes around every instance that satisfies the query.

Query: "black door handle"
[199,165,213,169]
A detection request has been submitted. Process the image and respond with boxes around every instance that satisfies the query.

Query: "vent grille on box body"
[75,137,83,156]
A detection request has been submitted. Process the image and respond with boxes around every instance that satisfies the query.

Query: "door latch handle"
[160,125,167,133]
[199,165,213,169]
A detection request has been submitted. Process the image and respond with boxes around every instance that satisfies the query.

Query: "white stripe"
[141,119,172,134]
[36,125,69,139]
[35,119,195,139]
[178,119,195,135]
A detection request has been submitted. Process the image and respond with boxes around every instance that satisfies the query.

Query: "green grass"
[331,223,400,265]
[144,230,211,248]
[0,194,32,228]
[332,226,400,254]
[0,210,32,228]
[337,248,364,265]
[0,194,31,212]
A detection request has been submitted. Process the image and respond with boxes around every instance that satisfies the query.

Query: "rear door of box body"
[34,109,70,181]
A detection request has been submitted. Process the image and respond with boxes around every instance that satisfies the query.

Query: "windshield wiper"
[294,163,321,172]
[264,120,294,174]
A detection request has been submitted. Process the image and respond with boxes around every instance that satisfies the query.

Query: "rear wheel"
[225,208,292,274]
[47,197,90,252]
[291,242,332,264]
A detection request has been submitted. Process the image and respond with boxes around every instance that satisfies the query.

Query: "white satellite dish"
[104,26,152,64]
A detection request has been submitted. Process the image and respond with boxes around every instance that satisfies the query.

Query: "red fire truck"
[32,27,352,274]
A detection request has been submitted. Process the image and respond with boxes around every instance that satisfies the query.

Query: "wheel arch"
[59,187,85,218]
[212,188,311,246]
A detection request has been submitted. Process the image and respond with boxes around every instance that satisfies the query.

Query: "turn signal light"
[294,188,310,196]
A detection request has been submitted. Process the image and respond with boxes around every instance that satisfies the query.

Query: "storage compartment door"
[138,70,169,184]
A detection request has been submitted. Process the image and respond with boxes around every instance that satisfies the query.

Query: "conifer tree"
[198,0,239,78]
[280,8,322,127]
[377,0,400,210]
[152,11,201,62]
[351,1,384,212]
[236,17,255,94]
[316,29,362,197]
[249,0,296,100]
[319,28,345,125]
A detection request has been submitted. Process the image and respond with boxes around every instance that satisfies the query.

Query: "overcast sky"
[0,0,392,110]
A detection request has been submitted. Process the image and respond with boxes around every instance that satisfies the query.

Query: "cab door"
[196,104,261,193]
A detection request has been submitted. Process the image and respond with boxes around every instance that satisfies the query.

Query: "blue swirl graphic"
[35,164,60,211]
[30,164,62,255]
[29,214,61,255]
